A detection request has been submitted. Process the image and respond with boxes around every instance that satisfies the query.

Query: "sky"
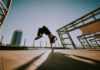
[0,0,100,47]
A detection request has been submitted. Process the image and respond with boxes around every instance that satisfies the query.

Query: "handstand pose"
[35,26,57,51]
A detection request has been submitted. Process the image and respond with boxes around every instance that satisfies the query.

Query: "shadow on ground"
[15,51,100,70]
[36,52,100,70]
[15,51,47,70]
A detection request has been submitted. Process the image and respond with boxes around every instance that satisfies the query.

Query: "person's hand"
[55,36,57,41]
[53,40,55,43]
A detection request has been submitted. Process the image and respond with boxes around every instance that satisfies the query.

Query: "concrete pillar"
[46,41,47,47]
[40,41,42,47]
[24,39,26,46]
[0,36,4,46]
[33,40,35,47]
[55,43,56,47]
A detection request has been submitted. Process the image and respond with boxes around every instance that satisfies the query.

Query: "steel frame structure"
[89,38,100,48]
[0,0,12,30]
[56,7,100,49]
[77,33,100,49]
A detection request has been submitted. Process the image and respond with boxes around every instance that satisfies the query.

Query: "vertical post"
[66,30,76,49]
[58,43,59,47]
[55,43,56,47]
[33,40,35,47]
[57,31,65,48]
[84,36,91,48]
[94,39,100,47]
[92,13,96,20]
[46,41,47,47]
[40,41,41,47]
[81,19,84,24]
[24,39,26,46]
[77,37,85,49]
[89,40,95,48]
[0,36,4,46]
[99,38,100,43]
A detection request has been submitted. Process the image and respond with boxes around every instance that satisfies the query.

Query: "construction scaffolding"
[56,7,100,49]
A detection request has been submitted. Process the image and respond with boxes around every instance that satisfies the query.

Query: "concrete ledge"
[0,46,64,50]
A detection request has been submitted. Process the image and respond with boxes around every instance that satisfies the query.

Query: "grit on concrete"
[0,49,100,70]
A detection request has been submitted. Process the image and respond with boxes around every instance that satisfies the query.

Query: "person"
[35,26,57,51]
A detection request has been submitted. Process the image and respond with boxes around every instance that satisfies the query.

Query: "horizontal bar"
[90,39,100,42]
[57,7,100,31]
[59,11,100,32]
[61,38,69,39]
[63,44,72,45]
[70,18,100,32]
[61,32,66,35]
[78,33,100,39]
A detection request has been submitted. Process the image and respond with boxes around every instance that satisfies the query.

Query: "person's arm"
[55,36,57,41]
[51,44,54,51]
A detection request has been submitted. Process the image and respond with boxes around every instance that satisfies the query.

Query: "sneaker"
[35,34,43,40]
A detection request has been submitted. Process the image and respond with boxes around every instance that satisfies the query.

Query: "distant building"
[6,44,11,46]
[10,29,23,46]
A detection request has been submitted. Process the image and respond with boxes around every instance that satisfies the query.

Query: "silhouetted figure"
[35,26,57,51]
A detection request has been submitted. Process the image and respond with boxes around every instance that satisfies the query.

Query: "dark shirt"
[48,36,55,44]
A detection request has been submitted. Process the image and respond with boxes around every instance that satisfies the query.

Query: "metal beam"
[77,37,85,49]
[68,19,100,32]
[56,7,100,49]
[57,7,100,31]
[66,30,76,49]
[57,31,66,48]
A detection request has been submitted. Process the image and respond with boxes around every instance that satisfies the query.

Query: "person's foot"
[35,35,43,40]
[52,50,54,52]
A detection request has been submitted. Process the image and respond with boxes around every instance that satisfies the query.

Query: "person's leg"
[35,28,43,40]
[37,28,43,36]
[35,26,51,40]
[51,44,54,51]
[42,26,51,35]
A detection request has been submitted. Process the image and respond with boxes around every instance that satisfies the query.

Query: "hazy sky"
[0,0,100,47]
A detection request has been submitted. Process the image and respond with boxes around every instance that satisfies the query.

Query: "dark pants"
[37,26,51,36]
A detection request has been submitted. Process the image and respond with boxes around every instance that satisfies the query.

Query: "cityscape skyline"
[0,0,100,47]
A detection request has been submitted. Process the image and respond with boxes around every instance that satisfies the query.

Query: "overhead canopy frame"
[77,33,100,48]
[0,0,12,30]
[56,7,100,49]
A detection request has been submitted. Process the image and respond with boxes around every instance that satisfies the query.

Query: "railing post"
[40,41,41,47]
[0,36,4,46]
[55,43,56,47]
[33,40,35,47]
[46,41,47,47]
[24,39,26,46]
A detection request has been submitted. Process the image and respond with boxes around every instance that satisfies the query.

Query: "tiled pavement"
[0,49,100,70]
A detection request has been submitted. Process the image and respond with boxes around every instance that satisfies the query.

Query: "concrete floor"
[0,49,100,70]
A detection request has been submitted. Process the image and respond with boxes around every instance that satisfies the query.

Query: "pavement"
[0,49,100,70]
